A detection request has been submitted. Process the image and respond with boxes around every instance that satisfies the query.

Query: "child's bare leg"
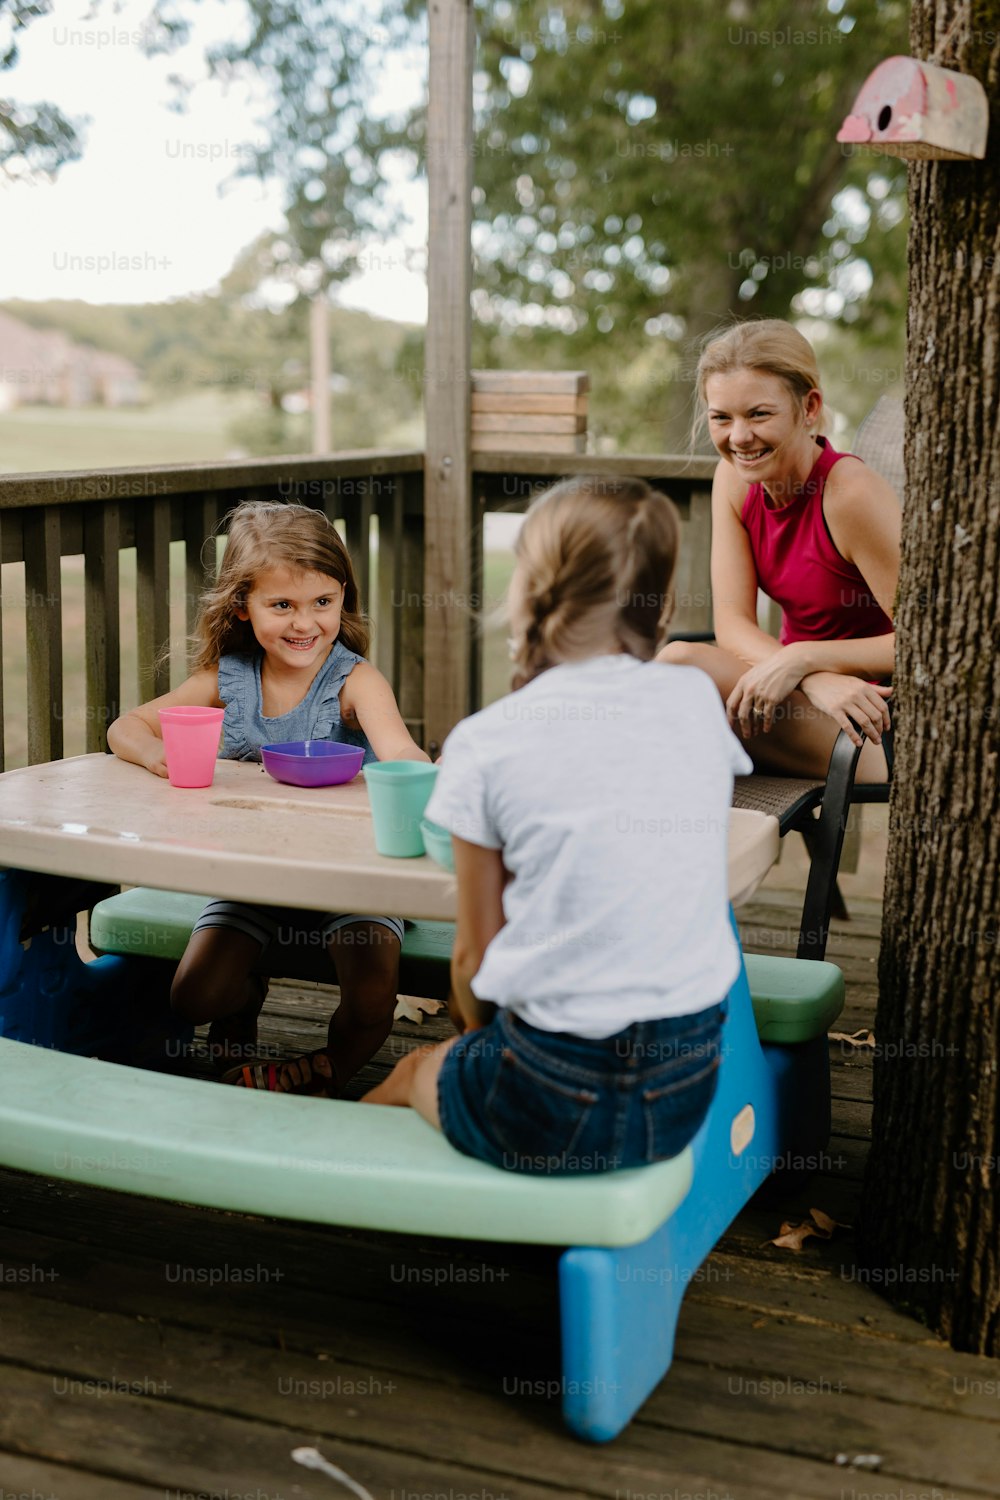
[227,920,401,1097]
[658,640,887,783]
[324,921,401,1088]
[171,928,268,1068]
[361,1037,460,1128]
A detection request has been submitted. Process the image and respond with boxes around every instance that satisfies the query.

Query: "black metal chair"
[732,709,893,959]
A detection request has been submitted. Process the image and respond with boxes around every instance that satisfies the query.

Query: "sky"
[0,0,429,321]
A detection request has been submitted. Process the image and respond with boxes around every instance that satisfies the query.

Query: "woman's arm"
[449,835,507,1031]
[340,661,429,761]
[710,460,784,667]
[106,668,222,777]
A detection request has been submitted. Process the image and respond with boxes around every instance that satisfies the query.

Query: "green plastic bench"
[90,887,454,997]
[0,1035,691,1246]
[4,876,845,1443]
[89,886,843,1044]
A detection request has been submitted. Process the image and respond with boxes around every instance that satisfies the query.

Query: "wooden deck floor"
[2,890,998,1500]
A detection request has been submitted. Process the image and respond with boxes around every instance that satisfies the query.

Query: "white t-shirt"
[425,655,753,1039]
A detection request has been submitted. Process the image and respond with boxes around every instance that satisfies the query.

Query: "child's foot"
[222,1048,338,1098]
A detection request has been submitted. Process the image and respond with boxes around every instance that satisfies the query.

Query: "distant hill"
[0,295,423,453]
[0,295,417,395]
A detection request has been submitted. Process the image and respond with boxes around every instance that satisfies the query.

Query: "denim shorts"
[437,1001,726,1176]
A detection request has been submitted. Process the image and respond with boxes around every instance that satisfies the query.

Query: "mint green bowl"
[420,818,455,872]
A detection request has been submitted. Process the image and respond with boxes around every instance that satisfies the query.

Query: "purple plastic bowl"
[260,739,365,787]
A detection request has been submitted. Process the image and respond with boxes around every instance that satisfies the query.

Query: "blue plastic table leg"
[559,911,826,1442]
[0,868,191,1065]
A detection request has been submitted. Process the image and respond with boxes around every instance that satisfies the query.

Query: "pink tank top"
[740,438,893,646]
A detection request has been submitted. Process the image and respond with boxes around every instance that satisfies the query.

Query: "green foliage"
[0,0,82,175]
[465,0,908,441]
[5,0,911,452]
[470,0,908,319]
[146,0,423,294]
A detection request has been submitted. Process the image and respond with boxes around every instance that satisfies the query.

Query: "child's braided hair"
[508,475,681,689]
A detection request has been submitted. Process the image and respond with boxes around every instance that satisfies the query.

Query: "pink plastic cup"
[157,706,225,788]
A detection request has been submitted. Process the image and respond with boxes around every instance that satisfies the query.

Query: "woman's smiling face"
[705,368,821,486]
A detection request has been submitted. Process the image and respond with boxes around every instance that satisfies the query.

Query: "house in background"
[0,309,142,411]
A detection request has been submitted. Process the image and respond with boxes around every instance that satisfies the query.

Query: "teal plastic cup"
[363,761,440,857]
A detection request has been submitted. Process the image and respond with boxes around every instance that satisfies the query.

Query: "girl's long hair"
[191,501,370,671]
[508,475,680,689]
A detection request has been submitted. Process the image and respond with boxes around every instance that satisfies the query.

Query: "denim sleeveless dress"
[218,642,376,763]
[192,642,404,951]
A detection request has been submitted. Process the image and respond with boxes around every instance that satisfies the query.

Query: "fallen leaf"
[810,1207,852,1234]
[767,1207,850,1252]
[768,1218,824,1252]
[830,1029,876,1050]
[393,996,444,1025]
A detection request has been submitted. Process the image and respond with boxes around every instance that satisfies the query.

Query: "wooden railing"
[0,450,716,771]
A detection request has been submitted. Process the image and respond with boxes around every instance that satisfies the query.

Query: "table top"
[0,755,780,919]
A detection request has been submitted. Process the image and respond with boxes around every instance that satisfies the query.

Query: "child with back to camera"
[362,476,753,1175]
[107,500,428,1096]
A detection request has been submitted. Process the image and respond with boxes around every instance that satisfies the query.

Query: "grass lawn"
[481,549,516,707]
[0,391,263,474]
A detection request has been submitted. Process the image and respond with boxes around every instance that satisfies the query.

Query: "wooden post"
[423,0,474,752]
[310,295,331,454]
[24,505,63,764]
[135,496,171,702]
[84,502,121,752]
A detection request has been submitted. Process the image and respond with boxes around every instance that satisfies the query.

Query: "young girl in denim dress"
[363,476,751,1175]
[107,500,428,1096]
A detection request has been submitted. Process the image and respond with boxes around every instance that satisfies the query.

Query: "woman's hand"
[799,672,892,749]
[726,646,809,737]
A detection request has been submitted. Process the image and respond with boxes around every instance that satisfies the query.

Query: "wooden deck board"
[2,893,998,1498]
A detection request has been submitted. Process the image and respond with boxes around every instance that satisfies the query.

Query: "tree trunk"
[858,1,1000,1350]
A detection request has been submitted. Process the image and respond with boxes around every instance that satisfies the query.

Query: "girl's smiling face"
[237,565,344,670]
[705,369,821,490]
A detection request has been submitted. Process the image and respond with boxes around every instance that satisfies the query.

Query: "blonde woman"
[660,320,900,781]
